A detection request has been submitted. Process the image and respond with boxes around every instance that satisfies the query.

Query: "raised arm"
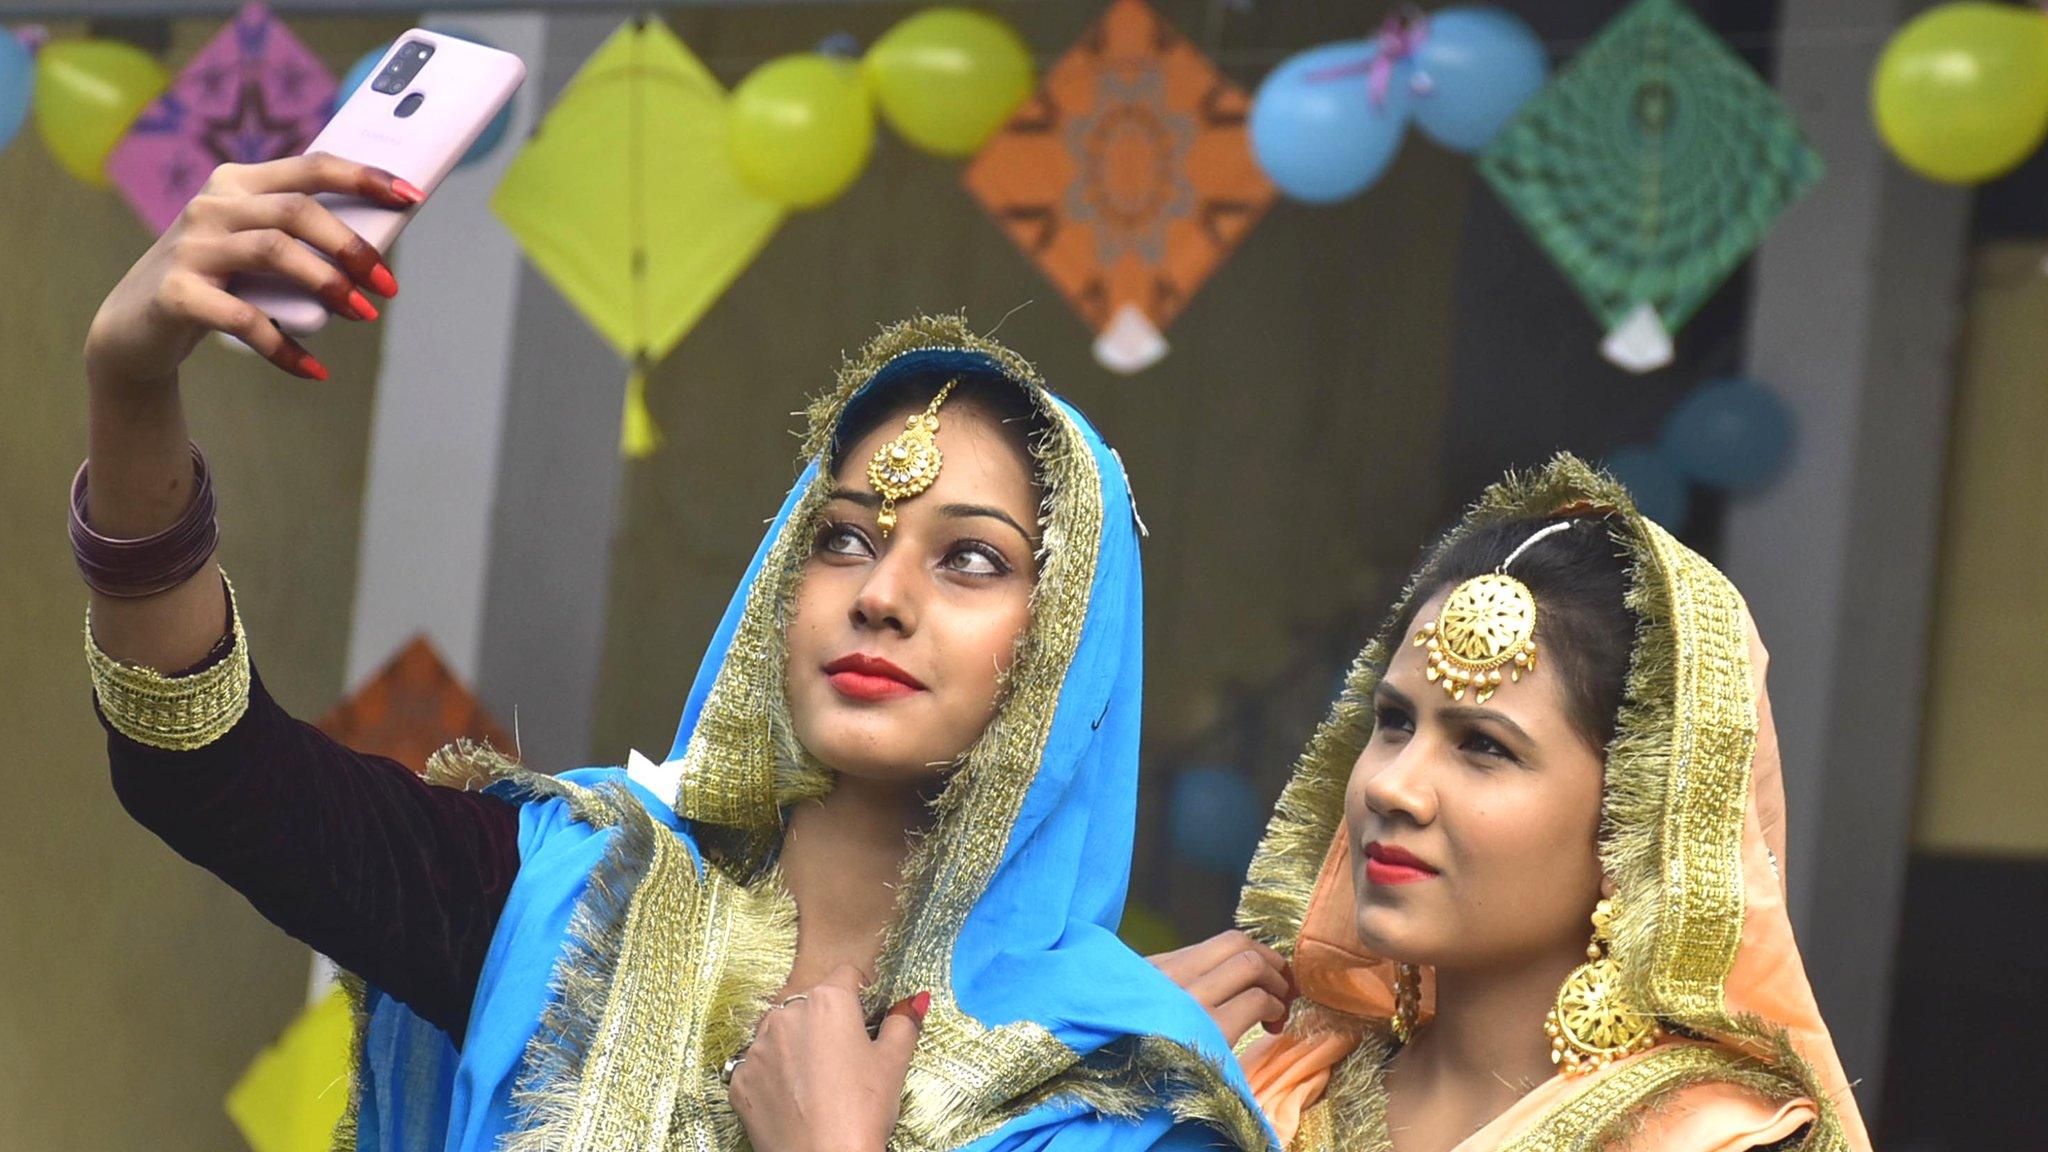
[79,156,519,1041]
[81,153,415,670]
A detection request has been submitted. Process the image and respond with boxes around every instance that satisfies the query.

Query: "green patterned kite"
[1478,0,1823,371]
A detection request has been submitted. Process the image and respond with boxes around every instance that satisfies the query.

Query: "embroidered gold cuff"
[85,575,251,751]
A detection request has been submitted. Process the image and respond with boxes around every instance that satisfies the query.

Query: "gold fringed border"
[497,784,800,1152]
[1501,1044,1793,1152]
[85,573,251,752]
[897,1032,1274,1152]
[330,971,370,1152]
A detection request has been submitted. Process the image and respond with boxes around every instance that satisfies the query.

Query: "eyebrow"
[826,489,1036,545]
[827,487,881,508]
[937,502,1035,544]
[1374,683,1537,746]
[1374,682,1416,712]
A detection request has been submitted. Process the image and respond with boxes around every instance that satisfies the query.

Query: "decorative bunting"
[1476,0,1822,372]
[492,18,783,457]
[964,0,1274,373]
[107,1,335,233]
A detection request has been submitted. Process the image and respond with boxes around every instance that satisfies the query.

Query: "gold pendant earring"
[1390,962,1422,1044]
[1544,898,1661,1075]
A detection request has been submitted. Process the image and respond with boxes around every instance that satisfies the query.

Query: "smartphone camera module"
[371,40,435,95]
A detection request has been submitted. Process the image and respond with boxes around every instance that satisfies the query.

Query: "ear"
[1599,873,1617,900]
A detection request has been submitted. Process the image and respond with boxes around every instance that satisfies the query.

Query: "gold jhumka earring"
[866,380,959,537]
[1544,897,1662,1074]
[1410,520,1575,704]
[1390,962,1423,1044]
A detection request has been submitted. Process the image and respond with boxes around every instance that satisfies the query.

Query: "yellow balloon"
[1118,902,1181,957]
[865,8,1034,158]
[34,38,168,188]
[1872,2,2048,184]
[729,54,874,209]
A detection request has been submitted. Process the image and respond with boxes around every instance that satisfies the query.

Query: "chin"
[1352,899,1434,965]
[793,711,954,785]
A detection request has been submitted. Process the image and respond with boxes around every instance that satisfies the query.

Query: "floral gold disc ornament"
[1545,897,1663,1074]
[1413,574,1538,704]
[866,381,958,536]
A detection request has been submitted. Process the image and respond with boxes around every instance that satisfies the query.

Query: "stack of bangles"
[70,443,220,597]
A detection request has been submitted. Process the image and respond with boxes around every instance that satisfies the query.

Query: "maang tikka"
[866,380,959,537]
[1411,520,1575,704]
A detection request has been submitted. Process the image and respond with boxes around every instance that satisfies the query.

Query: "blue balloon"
[1411,7,1547,153]
[0,30,33,154]
[1660,378,1796,492]
[333,29,516,169]
[1250,40,1414,204]
[1602,445,1689,530]
[1167,766,1264,877]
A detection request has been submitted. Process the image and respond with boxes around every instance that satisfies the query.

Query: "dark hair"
[831,369,1048,479]
[1403,516,1635,753]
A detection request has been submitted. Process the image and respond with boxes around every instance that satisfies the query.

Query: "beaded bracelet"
[70,443,220,598]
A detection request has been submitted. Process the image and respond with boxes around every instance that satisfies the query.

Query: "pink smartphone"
[233,30,525,335]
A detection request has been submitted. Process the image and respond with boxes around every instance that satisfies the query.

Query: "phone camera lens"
[371,40,435,95]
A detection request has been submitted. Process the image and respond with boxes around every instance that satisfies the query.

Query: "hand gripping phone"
[233,30,525,335]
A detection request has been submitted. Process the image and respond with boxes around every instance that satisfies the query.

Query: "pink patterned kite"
[108,1,336,233]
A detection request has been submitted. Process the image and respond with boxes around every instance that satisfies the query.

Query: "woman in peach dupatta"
[1171,456,1871,1152]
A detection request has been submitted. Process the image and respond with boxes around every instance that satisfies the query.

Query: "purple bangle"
[70,443,221,598]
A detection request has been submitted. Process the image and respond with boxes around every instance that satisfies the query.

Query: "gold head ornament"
[1410,520,1575,705]
[866,380,960,536]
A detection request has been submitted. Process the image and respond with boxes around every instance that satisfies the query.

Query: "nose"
[1354,739,1438,828]
[849,543,919,636]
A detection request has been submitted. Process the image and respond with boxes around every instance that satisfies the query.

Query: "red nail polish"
[886,990,932,1024]
[297,354,329,382]
[347,290,378,321]
[391,177,425,204]
[367,264,398,297]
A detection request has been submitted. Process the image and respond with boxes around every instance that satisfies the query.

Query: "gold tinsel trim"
[502,789,799,1152]
[330,971,369,1152]
[84,574,250,752]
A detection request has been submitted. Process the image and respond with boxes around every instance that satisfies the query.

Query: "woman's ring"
[779,993,810,1008]
[720,1052,747,1085]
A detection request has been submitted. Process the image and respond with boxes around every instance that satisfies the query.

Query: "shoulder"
[1611,1077,1817,1152]
[485,764,698,868]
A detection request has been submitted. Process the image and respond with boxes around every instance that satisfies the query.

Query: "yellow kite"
[494,18,783,456]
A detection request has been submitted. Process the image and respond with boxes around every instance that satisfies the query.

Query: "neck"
[777,770,932,989]
[1394,947,1583,1102]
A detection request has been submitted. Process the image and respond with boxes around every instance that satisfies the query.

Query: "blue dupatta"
[342,316,1273,1152]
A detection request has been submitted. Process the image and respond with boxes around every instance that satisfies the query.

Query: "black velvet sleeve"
[102,663,522,1044]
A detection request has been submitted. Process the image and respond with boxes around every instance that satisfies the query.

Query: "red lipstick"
[824,654,926,701]
[1364,841,1440,886]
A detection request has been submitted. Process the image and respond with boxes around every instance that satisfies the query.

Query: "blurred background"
[1,0,2040,1147]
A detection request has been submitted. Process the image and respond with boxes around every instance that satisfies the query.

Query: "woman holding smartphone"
[78,156,1268,1152]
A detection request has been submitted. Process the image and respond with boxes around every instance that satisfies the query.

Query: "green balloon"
[1873,2,2048,184]
[865,8,1034,158]
[729,53,874,209]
